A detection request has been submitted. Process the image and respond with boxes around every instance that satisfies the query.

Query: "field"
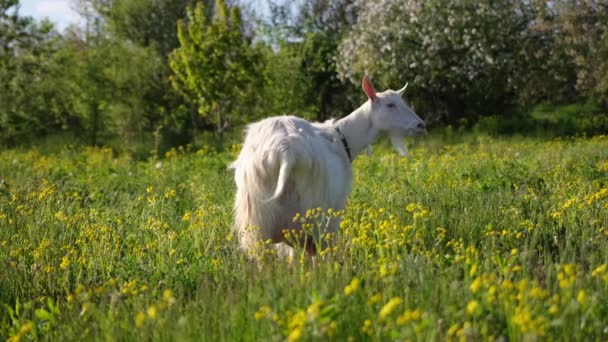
[1,133,608,341]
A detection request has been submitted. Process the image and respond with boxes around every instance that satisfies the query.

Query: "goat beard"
[389,131,409,157]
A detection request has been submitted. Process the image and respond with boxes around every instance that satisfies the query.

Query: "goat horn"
[398,82,409,96]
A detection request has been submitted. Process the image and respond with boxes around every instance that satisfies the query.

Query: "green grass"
[1,133,608,341]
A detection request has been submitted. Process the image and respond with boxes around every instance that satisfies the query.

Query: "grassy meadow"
[1,133,608,341]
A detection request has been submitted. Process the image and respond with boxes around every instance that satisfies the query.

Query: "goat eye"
[387,103,395,108]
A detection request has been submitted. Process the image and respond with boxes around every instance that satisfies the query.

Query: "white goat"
[230,75,425,257]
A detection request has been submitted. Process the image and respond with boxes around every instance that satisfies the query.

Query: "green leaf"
[35,309,55,323]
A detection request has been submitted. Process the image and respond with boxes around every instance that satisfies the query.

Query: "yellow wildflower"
[344,277,360,296]
[287,328,302,342]
[361,319,373,335]
[307,301,322,319]
[396,309,422,325]
[254,306,272,321]
[147,305,157,319]
[135,312,146,328]
[576,290,586,305]
[469,263,478,277]
[163,289,175,303]
[592,264,607,277]
[379,297,402,319]
[466,300,480,316]
[548,305,559,315]
[60,255,70,269]
[470,277,482,293]
[367,293,383,305]
[447,323,460,336]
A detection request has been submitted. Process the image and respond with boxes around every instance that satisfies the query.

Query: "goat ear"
[397,82,409,96]
[362,74,377,102]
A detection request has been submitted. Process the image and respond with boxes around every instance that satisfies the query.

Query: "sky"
[19,0,85,31]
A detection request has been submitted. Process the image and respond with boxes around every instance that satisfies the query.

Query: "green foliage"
[1,0,608,150]
[81,0,201,150]
[0,1,191,150]
[87,0,198,56]
[475,102,608,136]
[261,0,359,121]
[47,32,165,147]
[0,2,65,145]
[296,0,359,120]
[169,0,262,131]
[299,30,356,121]
[257,42,317,120]
[1,134,608,340]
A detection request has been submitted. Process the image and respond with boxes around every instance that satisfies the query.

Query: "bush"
[474,102,608,136]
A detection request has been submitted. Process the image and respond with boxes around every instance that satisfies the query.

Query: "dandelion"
[135,312,146,328]
[591,264,607,277]
[576,290,586,305]
[548,305,559,315]
[513,306,532,331]
[165,148,177,158]
[147,305,158,319]
[287,328,303,342]
[530,286,547,299]
[379,297,402,319]
[558,264,577,289]
[413,209,430,220]
[396,309,422,325]
[469,263,478,277]
[447,323,460,336]
[60,255,70,269]
[307,301,322,319]
[487,285,497,304]
[254,306,272,320]
[163,289,175,304]
[361,319,373,335]
[368,293,383,305]
[288,310,307,331]
[326,321,338,337]
[406,203,422,212]
[470,277,482,293]
[344,277,360,296]
[466,300,480,316]
[164,189,176,199]
[8,321,34,342]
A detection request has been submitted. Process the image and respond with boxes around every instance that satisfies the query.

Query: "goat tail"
[268,152,294,202]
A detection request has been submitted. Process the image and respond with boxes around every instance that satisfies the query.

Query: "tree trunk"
[91,103,99,146]
[216,102,223,144]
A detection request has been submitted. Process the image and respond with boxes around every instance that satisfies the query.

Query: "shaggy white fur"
[229,75,425,257]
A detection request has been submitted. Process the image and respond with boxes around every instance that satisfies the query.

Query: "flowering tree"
[548,1,608,102]
[336,0,540,122]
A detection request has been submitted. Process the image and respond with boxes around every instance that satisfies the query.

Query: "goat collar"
[335,126,352,162]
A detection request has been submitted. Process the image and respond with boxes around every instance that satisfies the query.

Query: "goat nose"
[417,122,425,129]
